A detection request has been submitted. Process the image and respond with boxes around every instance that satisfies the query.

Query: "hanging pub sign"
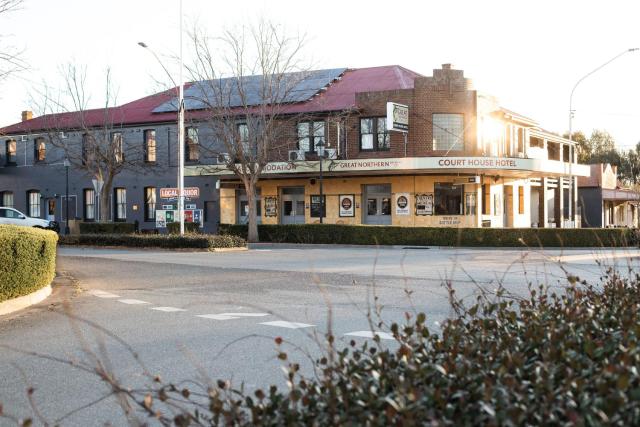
[386,102,409,132]
[415,193,433,216]
[339,194,355,217]
[395,193,410,216]
[264,197,278,217]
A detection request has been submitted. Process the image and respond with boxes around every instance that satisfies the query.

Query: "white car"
[0,207,59,232]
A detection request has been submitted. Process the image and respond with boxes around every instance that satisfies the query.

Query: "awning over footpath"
[602,188,640,202]
[187,156,591,179]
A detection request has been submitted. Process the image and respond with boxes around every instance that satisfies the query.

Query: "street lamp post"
[64,158,70,235]
[568,48,639,227]
[316,140,326,224]
[138,0,185,235]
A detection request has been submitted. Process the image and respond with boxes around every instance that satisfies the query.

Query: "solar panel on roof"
[152,68,346,113]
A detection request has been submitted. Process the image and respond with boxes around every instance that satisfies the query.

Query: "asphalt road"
[1,245,639,425]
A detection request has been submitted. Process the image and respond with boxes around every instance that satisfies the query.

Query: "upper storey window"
[297,121,325,152]
[433,114,464,151]
[5,140,16,165]
[35,138,46,162]
[144,129,156,163]
[360,118,389,151]
[185,127,200,162]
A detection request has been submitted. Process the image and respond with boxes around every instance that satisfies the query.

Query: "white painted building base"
[0,284,52,316]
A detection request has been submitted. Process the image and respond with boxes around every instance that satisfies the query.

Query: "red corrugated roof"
[1,65,421,134]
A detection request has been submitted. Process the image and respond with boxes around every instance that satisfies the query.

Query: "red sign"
[160,187,200,199]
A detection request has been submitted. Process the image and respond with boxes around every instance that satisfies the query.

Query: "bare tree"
[186,20,310,242]
[34,64,160,221]
[0,0,26,84]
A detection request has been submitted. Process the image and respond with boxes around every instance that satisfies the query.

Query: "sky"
[1,0,639,150]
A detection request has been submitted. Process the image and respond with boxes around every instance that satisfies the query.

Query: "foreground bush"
[79,222,136,234]
[166,222,201,234]
[0,225,57,302]
[71,268,640,425]
[59,233,246,250]
[220,223,638,247]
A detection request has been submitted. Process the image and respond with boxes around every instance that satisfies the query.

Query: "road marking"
[118,299,150,305]
[218,312,270,317]
[89,290,120,298]
[344,331,395,340]
[151,307,186,312]
[550,252,640,263]
[259,321,314,329]
[196,314,240,320]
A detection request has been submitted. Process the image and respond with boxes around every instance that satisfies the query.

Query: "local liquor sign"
[160,187,200,199]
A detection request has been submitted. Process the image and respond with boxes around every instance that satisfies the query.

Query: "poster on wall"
[166,210,175,223]
[415,193,433,216]
[264,197,278,217]
[395,193,410,216]
[184,210,194,223]
[339,194,355,217]
[155,210,166,228]
[193,209,203,227]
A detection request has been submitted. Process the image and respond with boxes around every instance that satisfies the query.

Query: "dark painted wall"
[578,187,603,228]
[0,122,223,233]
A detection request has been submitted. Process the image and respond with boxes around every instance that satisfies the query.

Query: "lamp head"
[629,48,639,52]
[138,42,148,48]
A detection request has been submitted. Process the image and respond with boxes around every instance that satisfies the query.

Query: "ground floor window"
[310,195,326,218]
[1,191,13,208]
[84,189,95,220]
[465,193,476,215]
[115,188,126,221]
[434,183,463,215]
[239,199,261,220]
[144,187,156,221]
[27,190,41,217]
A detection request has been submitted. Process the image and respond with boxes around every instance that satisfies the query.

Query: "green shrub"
[109,269,640,425]
[0,225,58,302]
[59,233,246,250]
[219,223,637,247]
[79,222,136,234]
[166,222,201,234]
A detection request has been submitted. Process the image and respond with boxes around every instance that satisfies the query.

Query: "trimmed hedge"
[0,225,58,302]
[59,233,246,250]
[219,223,638,247]
[79,222,136,234]
[166,222,201,234]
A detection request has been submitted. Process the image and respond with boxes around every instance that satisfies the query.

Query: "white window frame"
[433,114,464,151]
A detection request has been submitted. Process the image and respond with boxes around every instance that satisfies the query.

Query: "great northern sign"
[186,157,590,178]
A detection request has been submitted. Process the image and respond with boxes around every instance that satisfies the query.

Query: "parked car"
[0,207,59,232]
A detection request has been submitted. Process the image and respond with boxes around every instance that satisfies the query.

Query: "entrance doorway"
[281,187,305,224]
[237,189,261,225]
[46,198,56,221]
[364,184,392,225]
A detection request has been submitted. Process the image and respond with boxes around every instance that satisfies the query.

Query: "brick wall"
[266,64,480,162]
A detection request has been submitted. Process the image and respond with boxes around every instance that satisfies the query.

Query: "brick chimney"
[21,110,33,121]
